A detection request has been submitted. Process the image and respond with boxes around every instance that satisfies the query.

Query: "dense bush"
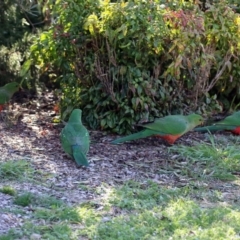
[25,0,240,133]
[0,0,49,87]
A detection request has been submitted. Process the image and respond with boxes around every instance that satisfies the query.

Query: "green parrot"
[60,109,90,166]
[194,111,240,135]
[0,82,19,105]
[111,114,203,145]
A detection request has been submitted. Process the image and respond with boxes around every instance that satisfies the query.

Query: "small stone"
[30,233,42,240]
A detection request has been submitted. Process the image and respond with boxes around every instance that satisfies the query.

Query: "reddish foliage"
[164,9,204,32]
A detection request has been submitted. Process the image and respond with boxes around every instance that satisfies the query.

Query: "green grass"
[13,192,34,207]
[34,195,64,208]
[20,223,73,240]
[1,135,240,239]
[106,180,181,210]
[0,186,16,196]
[94,203,240,240]
[13,192,64,208]
[0,230,17,240]
[0,159,34,181]
[169,134,240,181]
[2,180,240,239]
[34,206,82,222]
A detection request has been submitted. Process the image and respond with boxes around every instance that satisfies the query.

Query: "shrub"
[0,0,48,86]
[26,0,240,133]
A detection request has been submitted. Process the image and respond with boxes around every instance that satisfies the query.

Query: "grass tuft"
[169,135,240,181]
[13,192,64,208]
[0,186,16,196]
[34,206,82,222]
[0,229,18,240]
[20,222,73,240]
[107,180,180,210]
[13,192,34,207]
[0,160,33,181]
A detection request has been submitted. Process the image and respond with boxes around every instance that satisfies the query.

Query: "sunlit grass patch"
[106,180,181,210]
[0,186,16,196]
[87,199,240,240]
[2,180,240,240]
[20,222,73,240]
[170,135,240,181]
[2,200,97,239]
[0,160,34,181]
[163,199,240,239]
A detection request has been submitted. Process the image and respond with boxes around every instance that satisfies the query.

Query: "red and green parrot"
[60,109,90,166]
[0,82,19,111]
[194,111,240,135]
[111,113,203,145]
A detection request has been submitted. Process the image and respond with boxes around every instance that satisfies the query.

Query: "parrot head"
[68,109,82,123]
[5,82,20,93]
[188,114,204,126]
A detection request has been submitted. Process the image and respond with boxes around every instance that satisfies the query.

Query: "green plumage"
[194,125,236,132]
[60,109,90,166]
[111,114,203,144]
[0,82,19,104]
[194,111,240,133]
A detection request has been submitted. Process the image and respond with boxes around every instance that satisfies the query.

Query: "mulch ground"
[0,89,231,234]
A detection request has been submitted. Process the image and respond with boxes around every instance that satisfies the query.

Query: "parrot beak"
[201,118,208,126]
[18,86,23,92]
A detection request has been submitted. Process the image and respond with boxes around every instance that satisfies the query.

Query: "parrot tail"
[194,125,235,133]
[72,146,89,166]
[111,129,157,144]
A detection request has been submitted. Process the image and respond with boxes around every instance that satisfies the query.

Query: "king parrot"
[60,109,90,166]
[0,82,19,111]
[0,82,19,104]
[194,111,240,135]
[111,113,203,145]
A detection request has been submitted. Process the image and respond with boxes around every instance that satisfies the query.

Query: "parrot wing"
[60,127,73,156]
[0,89,11,104]
[0,82,19,104]
[141,115,190,135]
[194,125,237,132]
[215,111,240,126]
[111,129,164,144]
[72,146,89,166]
[194,111,240,132]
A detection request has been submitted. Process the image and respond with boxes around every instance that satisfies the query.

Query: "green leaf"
[100,119,106,127]
[20,59,32,77]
